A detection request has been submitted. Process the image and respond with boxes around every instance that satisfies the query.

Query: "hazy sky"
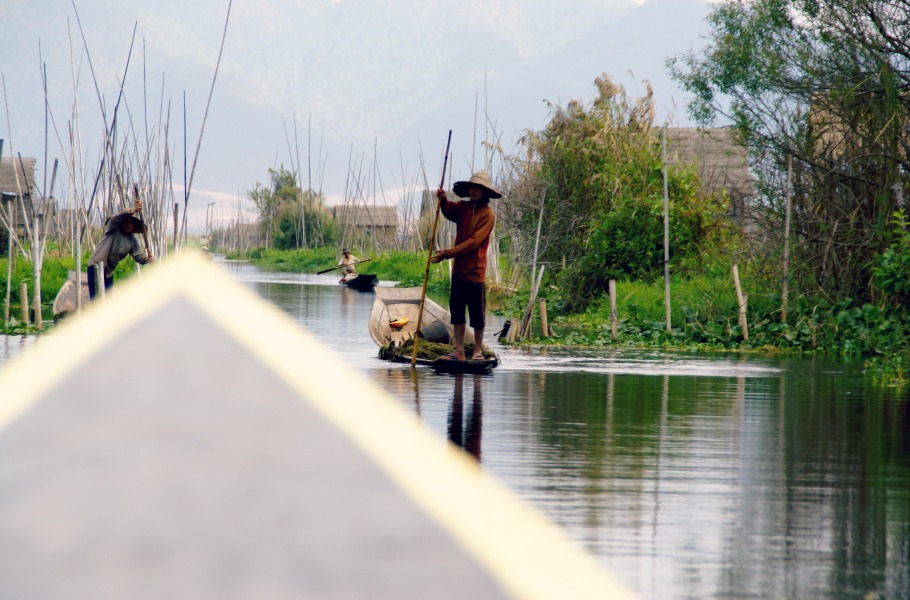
[1,0,720,229]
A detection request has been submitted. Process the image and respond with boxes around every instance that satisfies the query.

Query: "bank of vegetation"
[211,1,908,387]
[0,250,156,334]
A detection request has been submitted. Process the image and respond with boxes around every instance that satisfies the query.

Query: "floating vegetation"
[379,337,496,361]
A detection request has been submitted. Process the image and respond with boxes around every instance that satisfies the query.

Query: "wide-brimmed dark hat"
[105,212,147,235]
[453,170,502,199]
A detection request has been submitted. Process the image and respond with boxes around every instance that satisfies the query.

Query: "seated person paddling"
[338,248,359,283]
[86,199,154,299]
[431,170,501,360]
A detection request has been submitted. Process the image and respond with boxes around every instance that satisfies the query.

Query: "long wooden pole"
[133,184,153,259]
[732,262,749,341]
[662,126,671,333]
[412,129,452,366]
[781,155,792,324]
[316,258,371,275]
[0,138,9,327]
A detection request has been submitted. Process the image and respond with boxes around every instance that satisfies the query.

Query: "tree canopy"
[501,75,729,312]
[669,0,910,299]
[248,166,335,250]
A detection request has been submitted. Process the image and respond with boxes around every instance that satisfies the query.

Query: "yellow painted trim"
[0,254,636,600]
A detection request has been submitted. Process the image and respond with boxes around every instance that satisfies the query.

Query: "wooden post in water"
[781,155,792,324]
[520,265,545,338]
[32,207,42,330]
[732,263,749,341]
[508,313,520,342]
[609,279,617,339]
[539,298,548,338]
[20,283,28,325]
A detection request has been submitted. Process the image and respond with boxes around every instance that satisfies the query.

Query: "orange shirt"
[439,199,495,283]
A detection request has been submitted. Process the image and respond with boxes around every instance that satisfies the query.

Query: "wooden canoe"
[384,352,498,373]
[342,273,378,291]
[369,287,475,349]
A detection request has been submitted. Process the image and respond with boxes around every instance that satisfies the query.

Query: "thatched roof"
[0,156,37,197]
[665,128,754,198]
[333,204,398,227]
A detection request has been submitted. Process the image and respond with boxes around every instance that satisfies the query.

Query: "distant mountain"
[1,0,717,223]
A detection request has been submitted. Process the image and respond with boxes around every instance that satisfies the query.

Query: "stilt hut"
[665,127,754,229]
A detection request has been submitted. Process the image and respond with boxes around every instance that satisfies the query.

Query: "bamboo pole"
[19,283,28,325]
[662,126,671,333]
[508,314,520,343]
[179,0,233,244]
[781,155,792,324]
[32,212,41,330]
[412,130,452,366]
[519,265,546,338]
[0,137,9,327]
[732,263,749,341]
[609,279,617,339]
[539,298,548,338]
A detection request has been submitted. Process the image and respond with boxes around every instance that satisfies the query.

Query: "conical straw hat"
[453,170,502,199]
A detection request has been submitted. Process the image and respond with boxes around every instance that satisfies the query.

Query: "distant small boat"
[341,273,378,291]
[52,271,91,320]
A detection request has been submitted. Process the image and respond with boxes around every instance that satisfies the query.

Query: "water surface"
[3,260,908,599]
[221,260,909,600]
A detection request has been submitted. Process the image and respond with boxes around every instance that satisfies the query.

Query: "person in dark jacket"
[87,200,154,299]
[431,170,501,360]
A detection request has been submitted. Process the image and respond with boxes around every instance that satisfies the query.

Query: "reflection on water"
[447,374,484,461]
[2,259,908,600]
[0,335,36,365]
[379,361,909,600]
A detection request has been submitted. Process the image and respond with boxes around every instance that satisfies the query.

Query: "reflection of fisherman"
[338,249,359,283]
[87,200,154,299]
[447,374,483,461]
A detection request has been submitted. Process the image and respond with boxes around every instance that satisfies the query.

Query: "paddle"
[412,129,452,367]
[316,258,371,275]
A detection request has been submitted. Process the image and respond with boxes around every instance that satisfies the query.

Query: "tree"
[500,74,727,312]
[669,0,910,298]
[248,166,335,250]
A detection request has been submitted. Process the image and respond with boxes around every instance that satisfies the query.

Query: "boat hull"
[52,271,91,319]
[369,287,474,348]
[342,274,378,291]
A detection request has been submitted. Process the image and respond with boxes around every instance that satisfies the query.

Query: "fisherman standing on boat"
[338,249,359,283]
[86,199,154,299]
[430,170,500,360]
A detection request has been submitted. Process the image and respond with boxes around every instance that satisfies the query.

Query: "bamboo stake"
[781,155,792,324]
[519,265,546,338]
[0,137,9,327]
[412,130,452,366]
[20,283,28,325]
[609,279,617,339]
[539,298,548,338]
[732,263,749,341]
[662,126,671,333]
[179,0,233,244]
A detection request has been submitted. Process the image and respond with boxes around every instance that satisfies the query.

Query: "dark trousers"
[87,265,113,300]
[449,278,486,328]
